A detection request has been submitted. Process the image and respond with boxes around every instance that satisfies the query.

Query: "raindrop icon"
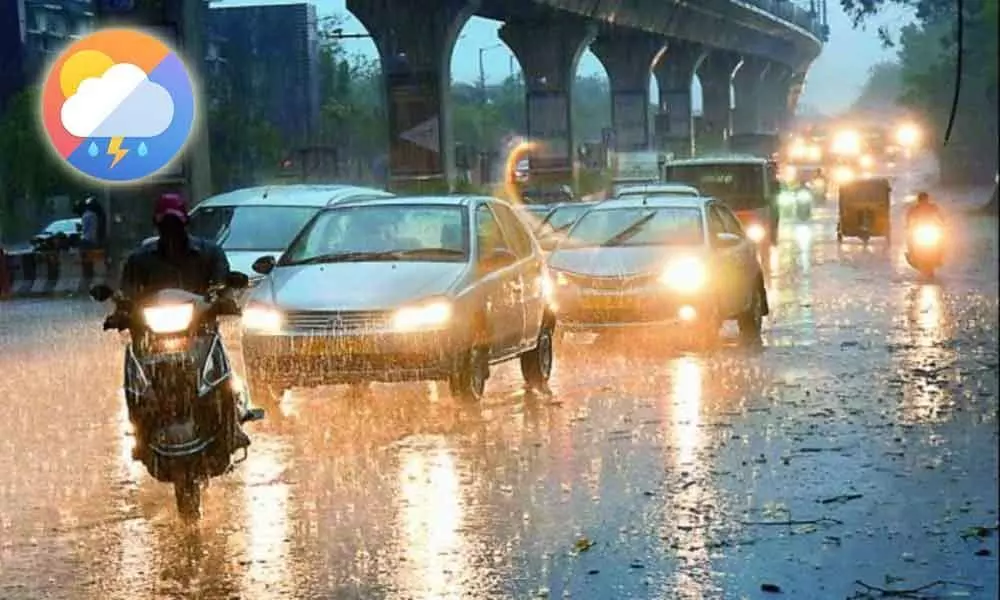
[137,142,148,157]
[87,142,98,157]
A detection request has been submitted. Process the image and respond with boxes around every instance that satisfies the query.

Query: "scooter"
[905,217,944,277]
[91,272,264,520]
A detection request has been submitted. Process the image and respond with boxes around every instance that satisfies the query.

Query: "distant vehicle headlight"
[242,305,283,333]
[660,257,707,293]
[392,300,453,332]
[143,303,194,334]
[833,166,855,184]
[746,223,767,243]
[913,223,942,247]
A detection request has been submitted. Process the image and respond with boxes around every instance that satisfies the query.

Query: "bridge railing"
[748,0,827,40]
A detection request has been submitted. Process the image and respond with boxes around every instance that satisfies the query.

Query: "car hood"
[548,246,702,277]
[252,261,467,311]
[224,250,281,278]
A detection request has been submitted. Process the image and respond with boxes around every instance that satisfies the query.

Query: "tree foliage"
[843,0,998,183]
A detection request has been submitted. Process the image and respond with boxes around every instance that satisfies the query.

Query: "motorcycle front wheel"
[174,475,202,521]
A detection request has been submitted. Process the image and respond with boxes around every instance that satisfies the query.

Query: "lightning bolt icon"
[107,137,128,169]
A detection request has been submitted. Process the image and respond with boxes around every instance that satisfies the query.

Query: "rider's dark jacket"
[120,235,230,301]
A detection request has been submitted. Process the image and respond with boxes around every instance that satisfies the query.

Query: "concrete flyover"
[346,0,826,190]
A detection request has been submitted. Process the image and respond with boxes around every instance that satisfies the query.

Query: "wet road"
[1,189,997,599]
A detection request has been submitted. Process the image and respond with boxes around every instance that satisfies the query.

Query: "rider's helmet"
[153,193,189,225]
[916,191,930,204]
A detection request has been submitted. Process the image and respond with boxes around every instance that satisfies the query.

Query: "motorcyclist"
[118,193,251,455]
[906,191,943,228]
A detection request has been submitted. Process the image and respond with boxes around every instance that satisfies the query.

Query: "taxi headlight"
[242,305,283,332]
[660,257,707,293]
[143,303,194,334]
[913,223,941,246]
[746,223,766,243]
[392,300,453,332]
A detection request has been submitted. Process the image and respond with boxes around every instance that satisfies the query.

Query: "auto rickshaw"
[837,177,891,244]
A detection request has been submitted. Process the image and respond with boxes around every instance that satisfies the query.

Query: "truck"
[609,151,664,197]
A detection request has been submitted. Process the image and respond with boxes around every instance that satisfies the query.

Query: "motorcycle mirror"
[225,271,250,290]
[89,284,114,302]
[252,255,276,275]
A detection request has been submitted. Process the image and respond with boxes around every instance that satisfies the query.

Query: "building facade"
[207,3,320,148]
[0,0,95,110]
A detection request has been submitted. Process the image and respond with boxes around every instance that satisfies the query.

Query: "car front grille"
[283,310,392,333]
[561,271,658,291]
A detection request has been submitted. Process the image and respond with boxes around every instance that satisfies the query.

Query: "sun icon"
[38,28,196,184]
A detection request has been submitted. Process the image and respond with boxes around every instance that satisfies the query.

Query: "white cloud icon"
[60,62,175,138]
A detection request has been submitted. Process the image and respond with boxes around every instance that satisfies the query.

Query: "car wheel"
[520,324,554,389]
[449,343,488,402]
[247,366,285,406]
[737,279,765,342]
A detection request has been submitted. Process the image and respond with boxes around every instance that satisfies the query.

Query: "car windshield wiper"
[389,247,467,258]
[284,250,406,265]
[600,212,657,247]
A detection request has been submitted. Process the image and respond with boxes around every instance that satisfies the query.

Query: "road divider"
[1,250,113,300]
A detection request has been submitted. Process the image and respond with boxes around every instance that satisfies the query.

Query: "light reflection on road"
[395,436,468,600]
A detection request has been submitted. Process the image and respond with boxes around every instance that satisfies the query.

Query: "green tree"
[0,87,85,238]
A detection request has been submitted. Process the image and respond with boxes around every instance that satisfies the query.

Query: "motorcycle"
[90,272,264,520]
[905,217,944,277]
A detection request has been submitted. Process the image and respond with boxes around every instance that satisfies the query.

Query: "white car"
[186,184,393,281]
[241,195,556,403]
[547,194,768,345]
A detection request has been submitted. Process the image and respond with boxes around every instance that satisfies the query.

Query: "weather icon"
[39,28,196,184]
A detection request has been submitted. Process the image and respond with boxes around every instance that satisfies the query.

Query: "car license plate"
[300,336,375,356]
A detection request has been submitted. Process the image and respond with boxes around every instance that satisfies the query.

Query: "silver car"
[241,195,556,403]
[547,195,768,345]
[186,184,393,281]
[613,183,701,199]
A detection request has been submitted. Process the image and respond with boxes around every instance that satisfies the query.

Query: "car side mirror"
[90,284,114,302]
[226,271,250,290]
[714,232,742,248]
[252,255,276,275]
[481,248,517,271]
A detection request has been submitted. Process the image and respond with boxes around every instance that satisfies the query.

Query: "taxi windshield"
[565,207,704,248]
[281,204,468,265]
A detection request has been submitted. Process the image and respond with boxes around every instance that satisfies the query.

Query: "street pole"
[478,47,487,104]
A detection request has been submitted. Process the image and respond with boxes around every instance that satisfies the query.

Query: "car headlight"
[659,257,707,293]
[242,305,284,332]
[143,303,194,334]
[746,223,766,243]
[555,271,570,286]
[913,223,941,246]
[392,300,453,332]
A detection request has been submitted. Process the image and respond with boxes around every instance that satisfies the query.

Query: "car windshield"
[281,204,468,265]
[564,207,704,248]
[665,164,766,211]
[44,220,79,235]
[188,205,319,251]
[538,205,590,235]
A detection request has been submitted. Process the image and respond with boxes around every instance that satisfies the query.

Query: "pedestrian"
[79,196,105,280]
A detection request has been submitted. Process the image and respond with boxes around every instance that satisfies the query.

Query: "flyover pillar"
[348,0,474,193]
[591,32,668,152]
[732,56,770,134]
[696,50,742,154]
[758,64,794,133]
[652,41,706,159]
[500,17,596,187]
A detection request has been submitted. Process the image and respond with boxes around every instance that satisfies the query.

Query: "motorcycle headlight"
[913,224,941,246]
[392,299,453,332]
[660,256,707,293]
[242,305,284,333]
[143,303,194,334]
[746,224,767,243]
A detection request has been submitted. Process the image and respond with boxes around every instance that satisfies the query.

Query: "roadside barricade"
[0,250,111,300]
